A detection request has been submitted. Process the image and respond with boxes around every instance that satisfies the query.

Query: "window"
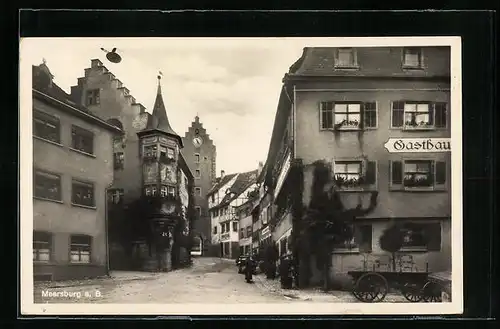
[400,222,441,251]
[34,170,61,201]
[363,102,377,128]
[221,223,225,233]
[335,48,357,68]
[335,103,361,129]
[160,186,167,197]
[195,153,200,163]
[107,188,124,204]
[240,228,245,239]
[195,187,202,196]
[70,235,91,263]
[160,186,175,198]
[72,180,95,207]
[403,47,423,68]
[321,101,376,130]
[85,89,100,106]
[246,226,252,238]
[33,110,60,143]
[195,170,201,178]
[225,223,230,233]
[160,146,175,159]
[113,152,124,170]
[334,161,362,186]
[71,125,94,154]
[33,231,51,262]
[390,160,446,190]
[144,145,158,158]
[392,101,447,129]
[213,226,217,234]
[195,206,202,217]
[333,224,372,252]
[333,160,377,188]
[232,222,238,232]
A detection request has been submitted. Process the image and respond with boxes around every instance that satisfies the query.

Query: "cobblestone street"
[34,257,410,304]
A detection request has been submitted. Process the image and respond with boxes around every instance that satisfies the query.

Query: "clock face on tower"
[193,136,203,148]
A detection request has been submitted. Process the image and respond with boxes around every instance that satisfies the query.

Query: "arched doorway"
[190,235,203,256]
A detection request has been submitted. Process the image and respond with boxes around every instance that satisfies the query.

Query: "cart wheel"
[353,272,388,303]
[422,281,443,302]
[401,282,424,302]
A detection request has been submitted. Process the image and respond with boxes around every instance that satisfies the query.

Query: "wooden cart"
[347,270,443,303]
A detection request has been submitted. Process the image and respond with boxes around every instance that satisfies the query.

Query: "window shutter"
[435,161,446,185]
[356,224,372,253]
[391,160,403,185]
[365,161,376,185]
[426,222,442,251]
[391,101,404,127]
[359,102,365,129]
[428,103,434,126]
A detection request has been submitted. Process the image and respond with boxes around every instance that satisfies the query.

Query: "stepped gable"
[69,58,146,115]
[140,75,183,147]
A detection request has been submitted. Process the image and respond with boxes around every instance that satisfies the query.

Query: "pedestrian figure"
[279,255,293,289]
[244,255,254,283]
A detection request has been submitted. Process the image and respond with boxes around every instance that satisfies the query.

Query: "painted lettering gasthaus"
[384,138,451,153]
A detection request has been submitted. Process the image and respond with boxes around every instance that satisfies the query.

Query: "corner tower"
[181,115,216,256]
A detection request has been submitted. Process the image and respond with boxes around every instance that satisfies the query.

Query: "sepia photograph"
[19,37,463,315]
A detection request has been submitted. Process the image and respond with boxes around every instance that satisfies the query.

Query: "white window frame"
[34,169,62,202]
[70,235,92,264]
[402,102,434,130]
[390,158,446,192]
[33,231,51,263]
[332,160,365,190]
[334,47,359,69]
[391,101,447,130]
[402,47,425,69]
[33,109,61,144]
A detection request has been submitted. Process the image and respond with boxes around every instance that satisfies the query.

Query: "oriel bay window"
[320,102,377,130]
[392,101,448,129]
[145,185,157,196]
[70,235,92,263]
[390,160,446,190]
[34,170,61,201]
[160,185,176,197]
[33,231,51,262]
[71,125,94,154]
[72,180,95,207]
[144,145,158,159]
[160,145,175,160]
[33,110,60,143]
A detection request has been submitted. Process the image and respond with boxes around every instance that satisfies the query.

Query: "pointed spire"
[142,73,183,147]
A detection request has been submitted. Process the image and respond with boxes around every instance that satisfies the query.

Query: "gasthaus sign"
[384,138,451,153]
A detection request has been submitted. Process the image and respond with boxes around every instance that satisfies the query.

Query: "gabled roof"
[207,173,237,196]
[216,170,258,208]
[32,64,122,133]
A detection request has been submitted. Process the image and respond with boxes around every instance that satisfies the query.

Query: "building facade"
[235,199,254,256]
[181,116,217,255]
[70,59,194,271]
[207,170,258,258]
[32,62,122,281]
[263,46,452,287]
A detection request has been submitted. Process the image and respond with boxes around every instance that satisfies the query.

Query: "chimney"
[221,170,225,179]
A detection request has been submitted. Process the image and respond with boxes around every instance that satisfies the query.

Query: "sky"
[21,38,306,175]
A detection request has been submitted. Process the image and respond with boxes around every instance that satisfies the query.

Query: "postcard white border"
[20,36,463,315]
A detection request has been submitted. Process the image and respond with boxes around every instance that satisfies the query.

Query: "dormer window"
[334,48,358,69]
[85,89,100,106]
[403,47,423,69]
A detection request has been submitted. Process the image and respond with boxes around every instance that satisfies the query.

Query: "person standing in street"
[244,254,254,283]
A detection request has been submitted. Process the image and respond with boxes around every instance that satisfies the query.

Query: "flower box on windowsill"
[403,124,435,131]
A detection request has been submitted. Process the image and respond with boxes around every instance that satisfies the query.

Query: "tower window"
[195,153,200,163]
[195,187,202,196]
[195,170,201,178]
